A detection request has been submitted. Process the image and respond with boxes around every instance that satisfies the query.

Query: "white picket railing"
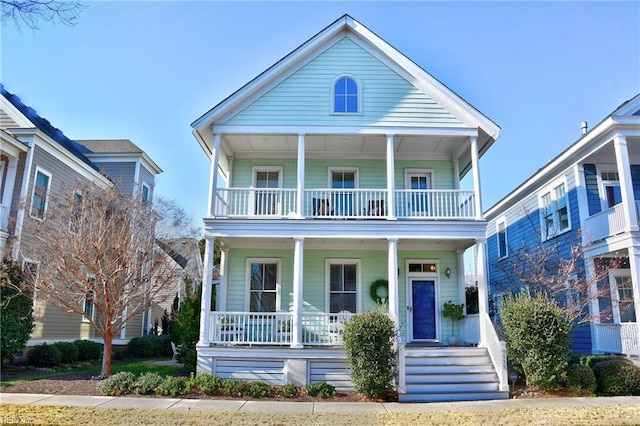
[212,188,475,219]
[594,323,639,355]
[208,311,353,346]
[480,312,509,392]
[583,204,627,242]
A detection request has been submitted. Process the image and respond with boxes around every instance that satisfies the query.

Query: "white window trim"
[496,217,508,259]
[565,273,580,315]
[330,74,362,115]
[82,277,96,323]
[325,259,361,314]
[597,168,621,210]
[251,166,283,188]
[244,258,281,312]
[69,189,83,233]
[141,182,151,203]
[22,259,39,307]
[327,167,359,188]
[29,167,52,220]
[538,178,571,241]
[404,168,434,190]
[608,269,634,323]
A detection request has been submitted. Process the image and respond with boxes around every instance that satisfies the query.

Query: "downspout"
[11,140,35,260]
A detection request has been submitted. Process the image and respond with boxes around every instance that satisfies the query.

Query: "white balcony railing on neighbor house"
[208,311,354,346]
[212,188,476,219]
[594,323,639,355]
[461,314,480,345]
[584,203,627,242]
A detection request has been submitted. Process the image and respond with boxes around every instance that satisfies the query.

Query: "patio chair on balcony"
[313,198,333,217]
[366,199,385,217]
[328,310,352,344]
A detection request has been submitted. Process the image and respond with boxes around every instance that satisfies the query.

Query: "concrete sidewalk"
[1,393,639,414]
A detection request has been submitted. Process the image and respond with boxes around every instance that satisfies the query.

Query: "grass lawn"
[2,404,640,425]
[0,358,185,390]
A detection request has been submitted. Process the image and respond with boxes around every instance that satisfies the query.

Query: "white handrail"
[480,312,509,392]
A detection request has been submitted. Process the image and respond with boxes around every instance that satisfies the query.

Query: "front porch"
[594,322,640,356]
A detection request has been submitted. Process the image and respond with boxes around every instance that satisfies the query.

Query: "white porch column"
[217,248,228,311]
[291,237,304,348]
[1,157,18,230]
[296,134,305,218]
[453,160,460,190]
[613,134,638,232]
[387,238,399,329]
[628,246,640,352]
[469,136,483,220]
[198,238,215,345]
[584,258,602,352]
[386,134,396,220]
[206,132,221,217]
[475,239,489,346]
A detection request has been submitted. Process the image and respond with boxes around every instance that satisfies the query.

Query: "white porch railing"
[594,323,639,355]
[583,203,627,242]
[212,188,475,219]
[208,311,353,346]
[480,312,509,392]
[214,188,297,217]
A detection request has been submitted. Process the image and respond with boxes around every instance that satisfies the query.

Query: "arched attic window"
[333,75,360,114]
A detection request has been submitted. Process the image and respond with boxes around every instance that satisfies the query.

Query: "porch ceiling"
[222,134,468,160]
[583,135,640,164]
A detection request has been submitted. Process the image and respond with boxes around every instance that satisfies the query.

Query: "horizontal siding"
[31,301,85,340]
[230,158,455,190]
[215,359,285,385]
[93,161,136,195]
[570,323,592,354]
[309,360,353,390]
[226,37,465,128]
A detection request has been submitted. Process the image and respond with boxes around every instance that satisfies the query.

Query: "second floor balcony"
[212,187,476,220]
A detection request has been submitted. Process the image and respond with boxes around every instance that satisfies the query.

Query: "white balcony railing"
[208,311,354,346]
[594,323,639,355]
[584,204,627,242]
[212,188,475,220]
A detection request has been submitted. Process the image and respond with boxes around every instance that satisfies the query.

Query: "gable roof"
[192,14,500,156]
[0,84,99,171]
[485,93,640,220]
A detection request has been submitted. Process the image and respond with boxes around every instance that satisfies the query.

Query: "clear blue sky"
[2,1,639,227]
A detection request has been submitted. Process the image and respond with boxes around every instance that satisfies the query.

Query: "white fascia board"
[0,97,33,128]
[232,150,453,161]
[1,130,29,156]
[484,116,640,221]
[9,128,111,186]
[213,124,478,137]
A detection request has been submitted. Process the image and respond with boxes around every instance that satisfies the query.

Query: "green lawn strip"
[2,404,640,426]
[0,359,184,389]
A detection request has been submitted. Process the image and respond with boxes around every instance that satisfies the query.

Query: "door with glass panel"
[253,170,280,215]
[407,172,431,217]
[331,170,355,217]
[248,261,279,342]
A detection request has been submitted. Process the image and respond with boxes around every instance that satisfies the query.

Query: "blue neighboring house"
[485,94,640,357]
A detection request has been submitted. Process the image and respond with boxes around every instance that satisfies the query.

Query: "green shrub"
[127,336,156,358]
[343,310,396,398]
[580,354,626,369]
[565,363,596,395]
[169,279,202,371]
[28,343,62,367]
[155,376,191,397]
[500,293,572,390]
[1,258,35,363]
[192,374,222,395]
[221,378,248,397]
[134,372,163,395]
[52,342,79,364]
[74,339,102,361]
[247,381,273,398]
[305,382,336,398]
[592,358,640,396]
[99,372,136,396]
[280,383,298,398]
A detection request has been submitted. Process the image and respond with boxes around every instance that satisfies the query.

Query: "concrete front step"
[399,390,509,403]
[405,373,498,384]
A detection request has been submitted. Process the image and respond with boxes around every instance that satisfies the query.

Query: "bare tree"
[22,179,192,377]
[489,210,621,325]
[1,0,84,30]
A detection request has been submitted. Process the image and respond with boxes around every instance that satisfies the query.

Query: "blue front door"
[412,280,436,340]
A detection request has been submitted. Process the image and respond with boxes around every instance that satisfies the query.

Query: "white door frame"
[405,259,440,342]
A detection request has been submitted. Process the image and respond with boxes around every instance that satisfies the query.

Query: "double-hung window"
[83,277,96,323]
[30,168,52,219]
[540,181,571,240]
[496,219,508,259]
[327,260,359,313]
[248,260,279,312]
[615,275,636,323]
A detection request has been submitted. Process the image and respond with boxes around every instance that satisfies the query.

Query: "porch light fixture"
[445,267,451,279]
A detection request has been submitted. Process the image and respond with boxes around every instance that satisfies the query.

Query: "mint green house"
[191,15,508,402]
